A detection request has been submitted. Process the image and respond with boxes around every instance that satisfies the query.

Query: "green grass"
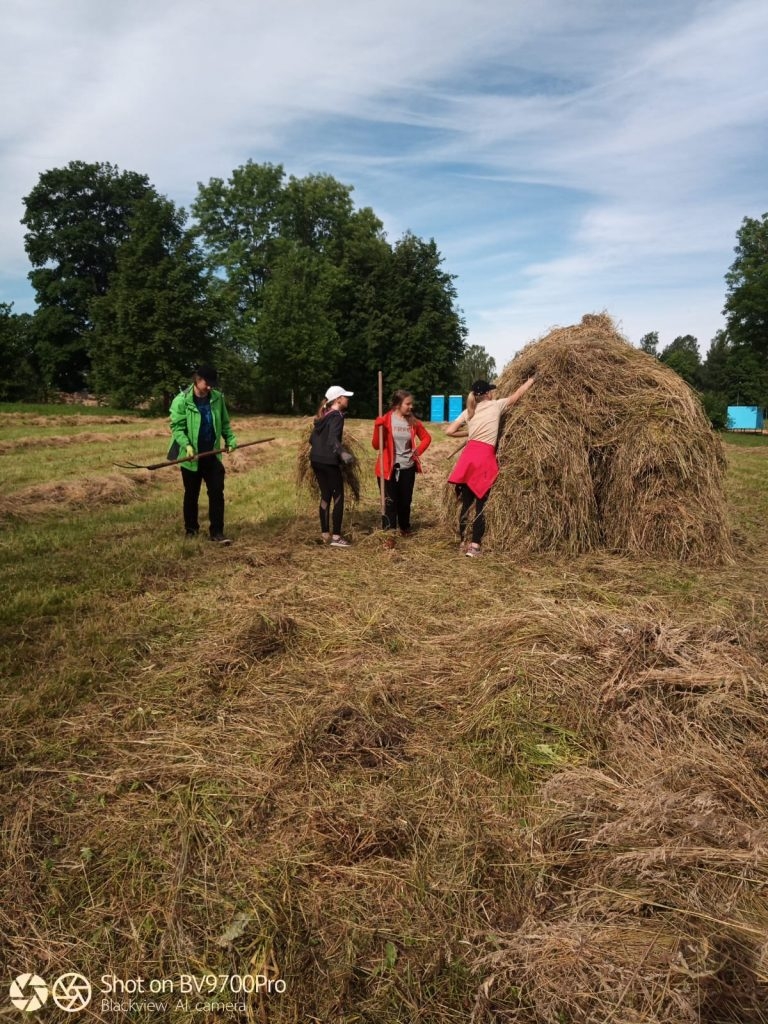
[0,401,142,416]
[720,429,768,446]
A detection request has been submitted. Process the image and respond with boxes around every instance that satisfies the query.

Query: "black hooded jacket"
[310,409,345,465]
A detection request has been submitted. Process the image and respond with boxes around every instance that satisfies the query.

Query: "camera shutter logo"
[50,973,92,1013]
[9,975,49,1012]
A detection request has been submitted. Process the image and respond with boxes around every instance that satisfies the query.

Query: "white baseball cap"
[325,385,354,402]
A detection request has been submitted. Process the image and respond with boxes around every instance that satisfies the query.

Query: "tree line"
[636,213,768,426]
[1,159,767,422]
[1,160,479,415]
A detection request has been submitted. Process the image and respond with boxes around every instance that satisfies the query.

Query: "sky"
[3,0,768,370]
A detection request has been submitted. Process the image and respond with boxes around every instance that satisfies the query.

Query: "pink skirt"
[448,439,499,499]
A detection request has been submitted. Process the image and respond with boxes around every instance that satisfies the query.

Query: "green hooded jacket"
[168,387,237,471]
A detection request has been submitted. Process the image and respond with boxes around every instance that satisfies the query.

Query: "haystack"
[457,314,731,562]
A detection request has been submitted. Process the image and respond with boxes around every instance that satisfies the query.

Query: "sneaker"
[465,544,482,558]
[399,529,413,538]
[210,533,233,545]
[185,530,199,539]
[329,536,351,548]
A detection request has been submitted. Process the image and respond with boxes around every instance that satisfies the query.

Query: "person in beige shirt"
[445,376,535,556]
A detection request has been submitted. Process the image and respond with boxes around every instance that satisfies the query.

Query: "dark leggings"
[311,462,344,534]
[181,459,225,536]
[457,484,488,545]
[382,465,417,530]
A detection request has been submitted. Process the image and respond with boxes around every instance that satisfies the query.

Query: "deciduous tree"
[22,161,154,389]
[90,194,216,409]
[0,304,42,401]
[724,213,768,357]
[639,331,659,357]
[659,335,701,388]
[457,344,497,394]
[192,164,466,414]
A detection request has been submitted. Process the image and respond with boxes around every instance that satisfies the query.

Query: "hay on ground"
[448,313,731,562]
[0,472,151,520]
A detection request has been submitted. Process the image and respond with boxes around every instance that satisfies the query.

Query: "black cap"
[470,380,497,396]
[194,365,218,387]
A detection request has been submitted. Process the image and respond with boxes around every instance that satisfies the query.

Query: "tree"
[0,304,42,401]
[639,331,659,357]
[192,163,467,414]
[701,330,768,408]
[282,173,356,259]
[22,161,155,389]
[724,213,768,357]
[457,344,497,394]
[659,335,701,388]
[253,243,341,412]
[90,194,217,409]
[361,232,466,414]
[191,161,287,352]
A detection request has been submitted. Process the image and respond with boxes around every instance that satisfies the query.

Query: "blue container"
[727,406,763,430]
[429,395,446,422]
[448,394,463,422]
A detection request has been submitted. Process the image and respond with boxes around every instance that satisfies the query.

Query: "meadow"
[1,406,767,1023]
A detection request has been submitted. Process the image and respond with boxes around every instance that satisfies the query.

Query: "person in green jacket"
[168,365,237,544]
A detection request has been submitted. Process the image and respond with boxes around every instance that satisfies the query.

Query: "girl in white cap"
[309,386,354,547]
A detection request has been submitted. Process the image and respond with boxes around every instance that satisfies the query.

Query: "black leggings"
[181,460,225,536]
[311,462,344,534]
[457,484,488,545]
[382,465,417,530]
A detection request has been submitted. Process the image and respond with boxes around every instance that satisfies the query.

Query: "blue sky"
[3,0,768,370]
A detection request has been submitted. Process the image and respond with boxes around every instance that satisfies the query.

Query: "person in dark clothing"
[310,385,354,547]
[168,365,237,544]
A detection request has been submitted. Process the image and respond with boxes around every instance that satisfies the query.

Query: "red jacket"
[372,411,432,479]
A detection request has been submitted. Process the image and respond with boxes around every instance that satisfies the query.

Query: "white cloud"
[2,0,767,363]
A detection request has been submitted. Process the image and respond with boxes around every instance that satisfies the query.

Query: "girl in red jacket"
[372,389,432,536]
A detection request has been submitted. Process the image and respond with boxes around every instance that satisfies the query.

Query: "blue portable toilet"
[429,395,446,422]
[727,406,763,430]
[448,395,463,422]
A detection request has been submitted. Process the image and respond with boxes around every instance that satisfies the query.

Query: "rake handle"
[117,437,276,471]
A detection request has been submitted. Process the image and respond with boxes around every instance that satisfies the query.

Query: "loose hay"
[202,612,298,678]
[296,422,364,503]
[0,472,151,520]
[451,313,731,562]
[470,603,768,1024]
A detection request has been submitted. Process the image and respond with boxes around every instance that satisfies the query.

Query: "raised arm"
[503,375,535,408]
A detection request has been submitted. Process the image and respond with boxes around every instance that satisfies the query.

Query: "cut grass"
[1,413,767,1022]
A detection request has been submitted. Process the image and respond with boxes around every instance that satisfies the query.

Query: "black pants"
[382,465,417,530]
[181,459,225,536]
[311,462,344,534]
[457,484,488,545]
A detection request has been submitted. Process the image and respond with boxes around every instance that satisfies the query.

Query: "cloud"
[2,0,767,362]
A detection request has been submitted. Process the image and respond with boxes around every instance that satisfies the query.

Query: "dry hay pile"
[469,604,768,1023]
[0,427,168,456]
[464,314,731,562]
[0,472,151,520]
[296,422,364,503]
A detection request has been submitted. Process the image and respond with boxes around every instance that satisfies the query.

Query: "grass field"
[1,407,767,1023]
